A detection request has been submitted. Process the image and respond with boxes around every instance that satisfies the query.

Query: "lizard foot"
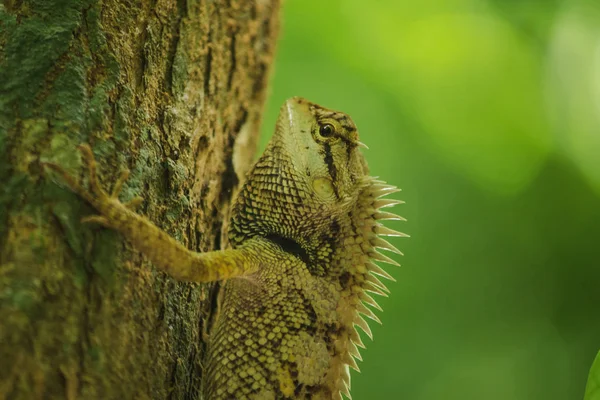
[43,144,143,225]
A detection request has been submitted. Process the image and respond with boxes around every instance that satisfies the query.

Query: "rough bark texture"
[0,0,280,398]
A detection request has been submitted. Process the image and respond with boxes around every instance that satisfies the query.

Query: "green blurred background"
[259,1,600,399]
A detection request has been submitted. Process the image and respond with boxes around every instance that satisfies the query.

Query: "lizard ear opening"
[312,177,336,201]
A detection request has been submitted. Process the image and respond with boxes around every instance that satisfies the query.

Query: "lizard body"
[45,97,406,399]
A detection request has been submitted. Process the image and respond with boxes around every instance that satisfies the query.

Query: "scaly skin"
[44,97,406,399]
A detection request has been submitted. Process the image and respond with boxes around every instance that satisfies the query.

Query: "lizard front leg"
[43,144,260,282]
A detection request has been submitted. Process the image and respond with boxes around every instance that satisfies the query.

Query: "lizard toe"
[111,169,131,198]
[124,196,144,210]
[78,144,108,199]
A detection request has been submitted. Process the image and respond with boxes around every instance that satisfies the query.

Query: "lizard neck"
[227,148,358,273]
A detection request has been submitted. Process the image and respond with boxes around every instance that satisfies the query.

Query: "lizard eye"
[318,123,335,138]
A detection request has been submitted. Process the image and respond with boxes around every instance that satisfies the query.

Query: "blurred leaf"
[332,2,553,194]
[398,13,551,194]
[585,351,600,400]
[546,3,600,196]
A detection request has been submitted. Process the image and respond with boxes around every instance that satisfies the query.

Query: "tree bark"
[0,0,280,398]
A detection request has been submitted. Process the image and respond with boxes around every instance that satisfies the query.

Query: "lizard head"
[230,97,403,275]
[230,97,373,250]
[273,96,368,204]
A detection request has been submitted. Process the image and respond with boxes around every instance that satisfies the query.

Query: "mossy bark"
[0,0,280,398]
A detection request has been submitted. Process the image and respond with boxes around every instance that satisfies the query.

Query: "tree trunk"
[0,0,280,398]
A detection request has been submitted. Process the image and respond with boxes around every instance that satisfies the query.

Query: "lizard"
[44,97,407,400]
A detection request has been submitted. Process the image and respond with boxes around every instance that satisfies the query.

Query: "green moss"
[41,133,81,168]
[90,229,119,284]
[85,5,121,135]
[165,195,189,229]
[134,142,164,185]
[112,87,134,147]
[171,42,188,96]
[0,122,11,233]
[10,286,38,314]
[88,345,104,367]
[93,139,117,166]
[0,174,27,239]
[50,201,85,258]
[41,56,90,131]
[0,0,120,144]
[0,0,89,119]
[20,118,49,150]
[166,159,189,190]
[85,5,106,55]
